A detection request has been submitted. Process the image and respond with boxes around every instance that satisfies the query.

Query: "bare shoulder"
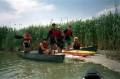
[40,43,43,46]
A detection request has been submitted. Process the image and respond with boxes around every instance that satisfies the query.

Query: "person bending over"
[38,39,50,54]
[23,32,32,53]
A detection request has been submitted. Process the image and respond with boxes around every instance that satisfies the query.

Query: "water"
[0,51,120,79]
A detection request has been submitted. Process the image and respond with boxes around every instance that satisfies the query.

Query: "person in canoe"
[56,26,64,53]
[73,37,80,50]
[47,23,57,53]
[23,32,32,53]
[64,25,73,50]
[38,39,50,54]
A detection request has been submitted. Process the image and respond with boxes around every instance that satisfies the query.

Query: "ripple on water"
[0,52,120,79]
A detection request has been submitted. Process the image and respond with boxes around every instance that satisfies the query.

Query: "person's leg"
[58,47,62,53]
[52,44,57,54]
[43,49,51,55]
[57,39,63,53]
[23,41,29,53]
[27,41,31,52]
[49,44,57,54]
[66,38,72,50]
[66,40,70,50]
[49,38,54,54]
[38,48,44,54]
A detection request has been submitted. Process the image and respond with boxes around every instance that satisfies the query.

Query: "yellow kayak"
[63,50,96,57]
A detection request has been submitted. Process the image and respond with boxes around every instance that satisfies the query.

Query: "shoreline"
[78,54,120,73]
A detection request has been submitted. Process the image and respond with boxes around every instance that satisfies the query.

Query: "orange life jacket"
[50,29,56,37]
[55,29,62,38]
[23,33,31,41]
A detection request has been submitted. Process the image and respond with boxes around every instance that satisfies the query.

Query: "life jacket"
[24,33,31,41]
[65,29,72,36]
[42,42,48,49]
[55,29,62,38]
[50,29,56,37]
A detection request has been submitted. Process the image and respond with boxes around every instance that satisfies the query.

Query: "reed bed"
[0,13,119,52]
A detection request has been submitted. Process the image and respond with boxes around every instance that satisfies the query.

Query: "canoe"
[63,50,96,57]
[17,50,65,62]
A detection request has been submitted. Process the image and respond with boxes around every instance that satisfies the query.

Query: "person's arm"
[40,43,46,50]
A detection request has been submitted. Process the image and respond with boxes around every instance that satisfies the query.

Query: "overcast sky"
[0,0,119,28]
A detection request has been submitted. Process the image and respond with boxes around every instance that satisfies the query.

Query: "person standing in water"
[55,26,64,53]
[23,32,32,53]
[47,23,57,53]
[64,25,73,50]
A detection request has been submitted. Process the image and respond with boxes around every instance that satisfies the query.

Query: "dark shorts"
[56,38,64,49]
[50,37,56,45]
[73,44,80,50]
[23,41,30,48]
[65,36,72,45]
[38,48,44,54]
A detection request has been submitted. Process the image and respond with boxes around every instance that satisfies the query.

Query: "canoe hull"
[17,51,65,63]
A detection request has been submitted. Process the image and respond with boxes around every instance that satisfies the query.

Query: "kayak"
[80,46,97,51]
[17,50,65,62]
[82,69,103,79]
[63,50,96,57]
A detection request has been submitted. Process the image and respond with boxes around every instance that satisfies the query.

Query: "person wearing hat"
[73,37,80,50]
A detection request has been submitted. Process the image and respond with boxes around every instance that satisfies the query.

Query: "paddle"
[14,35,23,39]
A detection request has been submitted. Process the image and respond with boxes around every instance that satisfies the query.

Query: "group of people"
[23,23,81,54]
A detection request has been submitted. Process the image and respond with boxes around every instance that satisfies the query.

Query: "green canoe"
[17,50,65,63]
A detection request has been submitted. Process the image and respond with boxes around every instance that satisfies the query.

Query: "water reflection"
[0,52,120,79]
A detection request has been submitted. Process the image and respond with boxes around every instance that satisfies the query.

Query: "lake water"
[0,51,120,79]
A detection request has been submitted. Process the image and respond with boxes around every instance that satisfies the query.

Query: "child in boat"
[64,25,73,50]
[38,39,50,54]
[23,32,32,52]
[73,37,80,50]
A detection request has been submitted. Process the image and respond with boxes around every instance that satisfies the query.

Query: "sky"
[0,0,120,28]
